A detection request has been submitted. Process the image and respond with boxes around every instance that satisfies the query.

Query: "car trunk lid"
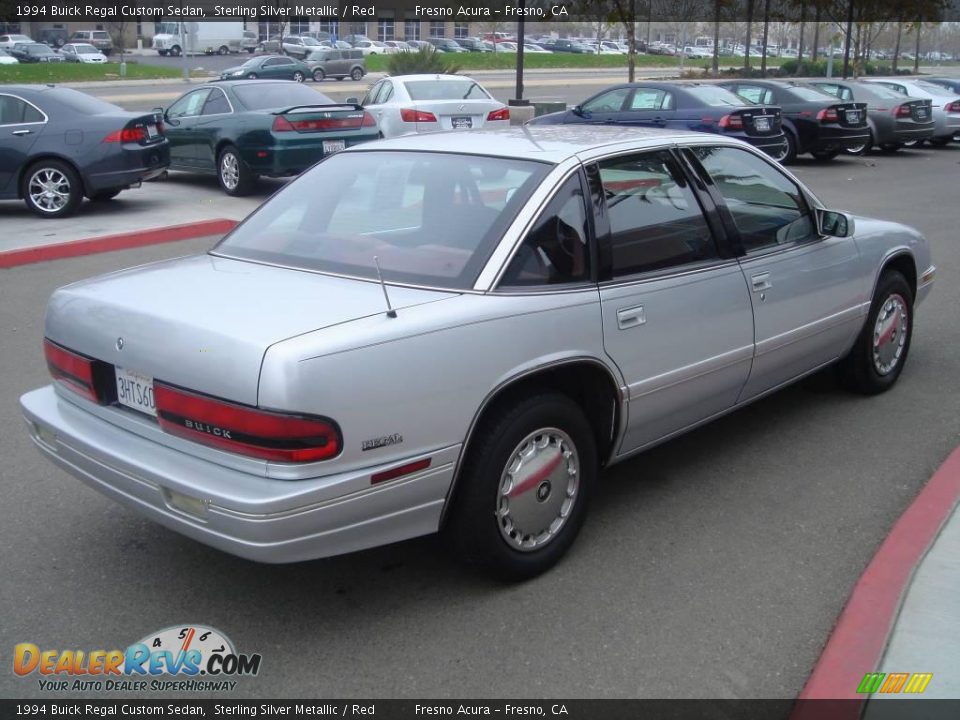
[414,100,502,131]
[45,254,457,408]
[734,106,782,136]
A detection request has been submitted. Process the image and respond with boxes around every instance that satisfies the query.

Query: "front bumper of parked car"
[21,386,455,563]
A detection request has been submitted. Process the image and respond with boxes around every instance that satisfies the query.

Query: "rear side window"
[202,89,231,115]
[628,88,673,110]
[0,95,44,124]
[692,146,815,251]
[500,173,591,288]
[599,151,718,277]
[732,85,775,105]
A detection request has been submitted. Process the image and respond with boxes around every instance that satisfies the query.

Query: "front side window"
[582,87,629,113]
[500,174,591,288]
[691,146,816,251]
[361,80,383,106]
[599,151,718,277]
[214,152,549,290]
[375,81,394,105]
[167,89,211,119]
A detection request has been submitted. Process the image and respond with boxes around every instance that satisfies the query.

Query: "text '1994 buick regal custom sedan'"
[21,127,935,579]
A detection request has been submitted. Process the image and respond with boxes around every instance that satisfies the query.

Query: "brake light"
[486,107,510,121]
[103,127,146,143]
[154,383,341,463]
[44,339,99,403]
[155,119,165,135]
[362,111,377,127]
[272,115,295,132]
[945,100,960,113]
[718,113,743,130]
[400,108,437,123]
[894,104,913,118]
[817,107,840,122]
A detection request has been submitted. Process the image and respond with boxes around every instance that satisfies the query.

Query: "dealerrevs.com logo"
[13,624,262,692]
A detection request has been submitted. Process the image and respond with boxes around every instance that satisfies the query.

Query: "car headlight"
[231,70,245,76]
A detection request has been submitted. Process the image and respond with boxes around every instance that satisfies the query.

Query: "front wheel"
[170,45,181,57]
[844,130,872,156]
[218,45,229,55]
[22,160,83,218]
[246,72,258,79]
[350,67,363,81]
[837,271,914,395]
[292,71,305,82]
[445,393,596,581]
[217,146,257,196]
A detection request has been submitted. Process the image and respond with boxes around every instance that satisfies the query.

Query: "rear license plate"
[916,109,928,119]
[146,124,157,139]
[754,117,771,132]
[115,367,157,417]
[845,110,861,123]
[452,116,473,129]
[323,139,346,154]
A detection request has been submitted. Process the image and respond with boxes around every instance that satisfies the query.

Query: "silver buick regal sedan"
[21,127,935,579]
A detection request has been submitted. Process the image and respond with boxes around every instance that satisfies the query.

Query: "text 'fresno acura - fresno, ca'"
[21,126,935,580]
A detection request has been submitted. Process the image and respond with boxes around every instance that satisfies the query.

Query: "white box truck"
[152,21,246,57]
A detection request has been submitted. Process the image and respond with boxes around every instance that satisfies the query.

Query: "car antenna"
[373,256,397,319]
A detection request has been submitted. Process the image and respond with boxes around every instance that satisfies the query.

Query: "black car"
[9,43,64,63]
[808,79,934,153]
[719,79,870,163]
[527,82,787,160]
[541,38,592,53]
[0,86,169,218]
[456,38,491,52]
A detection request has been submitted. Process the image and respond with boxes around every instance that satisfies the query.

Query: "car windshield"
[233,83,333,110]
[404,79,490,101]
[25,44,52,52]
[686,86,748,107]
[302,38,321,46]
[213,151,550,289]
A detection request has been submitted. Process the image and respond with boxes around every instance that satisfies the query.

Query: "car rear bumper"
[20,386,455,563]
[242,135,377,176]
[85,142,170,193]
[812,128,872,151]
[740,133,788,156]
[892,122,935,142]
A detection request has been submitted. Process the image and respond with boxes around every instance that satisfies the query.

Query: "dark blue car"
[0,86,169,218]
[528,82,788,161]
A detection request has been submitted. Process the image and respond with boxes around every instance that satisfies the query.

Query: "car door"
[164,88,212,167]
[0,93,46,196]
[364,79,395,133]
[616,87,677,128]
[688,144,865,400]
[592,150,755,454]
[262,57,290,78]
[192,87,232,171]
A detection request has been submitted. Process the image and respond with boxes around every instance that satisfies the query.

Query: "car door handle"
[751,273,772,292]
[617,305,646,330]
[12,129,33,136]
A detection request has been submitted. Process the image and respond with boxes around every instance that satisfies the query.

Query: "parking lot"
[1,143,958,701]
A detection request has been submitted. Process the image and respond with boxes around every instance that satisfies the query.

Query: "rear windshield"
[213,151,550,289]
[49,88,123,114]
[233,83,333,110]
[24,44,52,52]
[404,79,490,101]
[862,84,912,101]
[788,85,837,102]
[685,86,749,107]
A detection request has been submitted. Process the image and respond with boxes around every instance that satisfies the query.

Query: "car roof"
[345,125,716,164]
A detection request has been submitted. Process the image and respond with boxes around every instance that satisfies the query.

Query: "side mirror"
[816,209,853,238]
[572,105,585,117]
[346,96,359,105]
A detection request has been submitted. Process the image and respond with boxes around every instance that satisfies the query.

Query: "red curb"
[792,446,960,716]
[0,219,239,269]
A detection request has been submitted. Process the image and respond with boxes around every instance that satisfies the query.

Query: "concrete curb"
[790,446,960,714]
[0,218,237,268]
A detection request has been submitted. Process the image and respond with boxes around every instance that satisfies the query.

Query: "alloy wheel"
[28,168,71,214]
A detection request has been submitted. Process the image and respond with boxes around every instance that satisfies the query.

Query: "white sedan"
[352,74,511,139]
[59,43,108,63]
[0,48,18,64]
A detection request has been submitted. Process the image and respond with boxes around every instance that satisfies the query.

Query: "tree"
[608,0,641,82]
[107,21,131,64]
[743,0,756,71]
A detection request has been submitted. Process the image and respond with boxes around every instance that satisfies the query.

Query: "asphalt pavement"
[1,147,959,702]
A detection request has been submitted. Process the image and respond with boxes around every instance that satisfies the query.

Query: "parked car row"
[0,38,109,64]
[0,31,112,55]
[528,77,960,163]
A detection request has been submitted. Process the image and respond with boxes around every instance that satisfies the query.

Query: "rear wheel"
[246,72,258,79]
[879,142,902,153]
[292,70,305,82]
[170,45,181,57]
[217,145,256,197]
[312,68,325,82]
[350,67,363,81]
[22,160,83,218]
[90,189,121,201]
[930,136,952,147]
[444,393,596,581]
[218,45,229,55]
[779,129,798,164]
[811,148,841,161]
[837,271,913,395]
[158,50,169,57]
[844,130,872,155]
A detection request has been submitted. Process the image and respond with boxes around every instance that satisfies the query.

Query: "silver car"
[862,78,960,145]
[21,127,935,580]
[352,74,510,138]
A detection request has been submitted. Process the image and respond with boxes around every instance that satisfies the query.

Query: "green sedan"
[219,54,311,82]
[163,80,380,195]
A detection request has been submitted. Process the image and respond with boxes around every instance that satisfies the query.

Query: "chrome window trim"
[598,258,742,289]
[0,93,49,127]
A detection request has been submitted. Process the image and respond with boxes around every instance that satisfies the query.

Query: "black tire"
[217,145,257,197]
[312,68,325,82]
[158,50,169,57]
[21,159,83,219]
[335,76,345,81]
[837,270,914,395]
[292,71,305,82]
[247,48,255,54]
[218,46,229,55]
[902,139,921,148]
[444,392,596,581]
[879,142,902,153]
[246,72,258,79]
[811,148,841,161]
[170,45,181,57]
[844,130,872,155]
[90,189,121,201]
[930,136,952,147]
[779,128,798,164]
[350,67,363,81]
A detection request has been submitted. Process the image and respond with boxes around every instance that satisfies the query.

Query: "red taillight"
[486,107,510,121]
[103,127,146,143]
[272,115,295,132]
[154,383,341,463]
[894,104,912,118]
[718,113,743,130]
[362,111,377,127]
[945,100,960,113]
[817,107,840,123]
[400,108,437,123]
[274,112,373,132]
[44,339,99,403]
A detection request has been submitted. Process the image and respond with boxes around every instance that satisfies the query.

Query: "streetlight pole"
[514,3,526,105]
